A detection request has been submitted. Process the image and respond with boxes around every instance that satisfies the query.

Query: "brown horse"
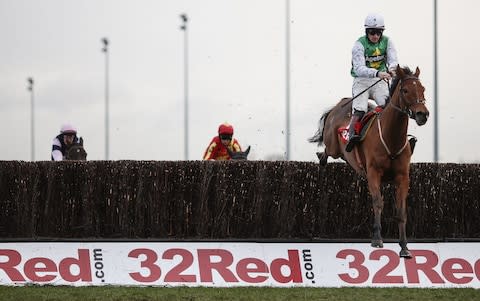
[65,137,87,160]
[309,65,429,258]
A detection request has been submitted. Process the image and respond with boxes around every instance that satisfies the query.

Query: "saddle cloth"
[338,107,383,144]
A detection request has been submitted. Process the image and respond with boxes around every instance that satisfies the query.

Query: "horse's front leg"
[367,171,383,248]
[395,173,412,258]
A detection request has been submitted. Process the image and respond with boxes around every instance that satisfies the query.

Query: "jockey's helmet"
[60,123,77,135]
[218,123,234,135]
[364,13,385,30]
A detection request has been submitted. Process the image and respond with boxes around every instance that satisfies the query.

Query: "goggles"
[219,134,233,140]
[367,29,383,36]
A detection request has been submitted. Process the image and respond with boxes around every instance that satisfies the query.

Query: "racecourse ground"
[0,286,479,301]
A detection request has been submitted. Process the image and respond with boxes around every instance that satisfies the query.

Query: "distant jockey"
[51,123,81,161]
[203,123,242,160]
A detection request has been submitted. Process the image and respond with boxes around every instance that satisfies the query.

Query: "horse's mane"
[389,66,413,97]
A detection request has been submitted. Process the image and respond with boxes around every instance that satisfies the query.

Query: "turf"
[0,286,479,301]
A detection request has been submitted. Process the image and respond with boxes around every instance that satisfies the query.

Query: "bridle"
[378,75,426,160]
[389,76,426,120]
[65,144,87,160]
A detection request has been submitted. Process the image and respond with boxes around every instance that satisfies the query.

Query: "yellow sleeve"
[203,141,217,160]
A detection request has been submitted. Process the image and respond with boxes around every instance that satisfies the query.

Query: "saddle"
[338,106,383,144]
[338,107,418,154]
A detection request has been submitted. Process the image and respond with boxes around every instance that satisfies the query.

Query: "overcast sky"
[1,0,479,162]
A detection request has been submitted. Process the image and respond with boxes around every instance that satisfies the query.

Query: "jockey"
[346,13,399,152]
[203,123,242,160]
[51,123,81,161]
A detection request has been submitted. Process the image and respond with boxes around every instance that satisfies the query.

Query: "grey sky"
[1,0,479,162]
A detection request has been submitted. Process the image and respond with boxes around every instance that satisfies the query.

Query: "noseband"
[390,76,426,119]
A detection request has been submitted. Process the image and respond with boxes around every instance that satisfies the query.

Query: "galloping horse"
[309,65,429,258]
[65,137,88,160]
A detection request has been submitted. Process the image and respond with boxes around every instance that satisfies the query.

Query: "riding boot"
[345,111,364,152]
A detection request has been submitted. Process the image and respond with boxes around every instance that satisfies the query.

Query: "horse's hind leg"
[367,171,384,248]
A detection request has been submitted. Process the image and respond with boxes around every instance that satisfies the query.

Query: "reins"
[341,78,385,108]
[377,75,424,160]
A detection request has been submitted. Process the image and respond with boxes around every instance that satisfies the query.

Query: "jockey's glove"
[388,68,397,77]
[376,71,392,80]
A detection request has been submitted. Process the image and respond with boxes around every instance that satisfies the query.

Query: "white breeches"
[352,77,389,113]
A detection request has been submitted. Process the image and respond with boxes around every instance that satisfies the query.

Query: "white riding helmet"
[364,13,385,29]
[60,123,77,134]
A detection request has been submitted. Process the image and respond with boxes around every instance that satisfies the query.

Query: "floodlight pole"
[285,0,291,160]
[180,14,189,160]
[27,77,35,161]
[102,37,110,160]
[433,0,439,162]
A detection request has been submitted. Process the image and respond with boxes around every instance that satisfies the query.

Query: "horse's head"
[394,65,430,126]
[227,145,251,160]
[65,137,87,161]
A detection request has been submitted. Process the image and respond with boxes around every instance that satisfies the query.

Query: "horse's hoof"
[371,240,383,248]
[399,249,412,259]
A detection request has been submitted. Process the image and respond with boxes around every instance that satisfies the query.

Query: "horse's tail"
[308,108,332,146]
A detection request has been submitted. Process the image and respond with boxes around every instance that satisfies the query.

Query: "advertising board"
[1,242,479,288]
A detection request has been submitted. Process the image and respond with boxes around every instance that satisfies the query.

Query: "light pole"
[433,0,439,162]
[180,14,189,160]
[101,37,110,160]
[285,0,291,160]
[27,77,34,161]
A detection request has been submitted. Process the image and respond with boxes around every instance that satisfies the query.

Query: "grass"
[0,286,479,301]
